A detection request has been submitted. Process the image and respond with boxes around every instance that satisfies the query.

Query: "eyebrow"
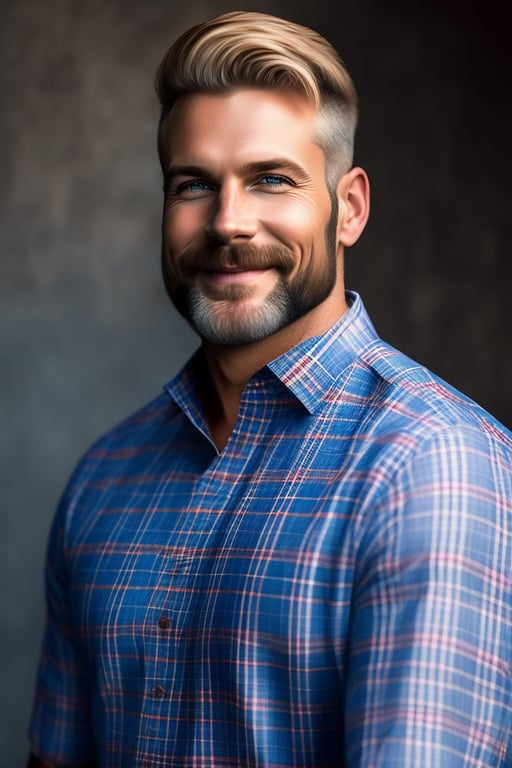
[238,159,311,182]
[164,158,311,188]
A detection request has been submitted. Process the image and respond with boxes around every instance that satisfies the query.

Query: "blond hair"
[155,11,358,188]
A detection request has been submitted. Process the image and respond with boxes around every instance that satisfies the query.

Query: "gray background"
[1,0,510,762]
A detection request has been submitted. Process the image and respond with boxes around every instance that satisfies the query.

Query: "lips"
[201,267,272,285]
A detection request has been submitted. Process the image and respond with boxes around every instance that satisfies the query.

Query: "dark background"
[1,0,510,761]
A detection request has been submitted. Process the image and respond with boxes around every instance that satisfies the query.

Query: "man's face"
[160,88,342,345]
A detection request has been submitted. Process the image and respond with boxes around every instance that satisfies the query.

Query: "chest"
[67,418,365,664]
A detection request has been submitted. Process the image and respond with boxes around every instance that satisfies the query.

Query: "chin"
[188,293,290,346]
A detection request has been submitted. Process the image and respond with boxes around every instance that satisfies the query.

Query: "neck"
[201,288,348,451]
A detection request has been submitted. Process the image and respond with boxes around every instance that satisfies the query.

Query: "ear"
[336,166,370,247]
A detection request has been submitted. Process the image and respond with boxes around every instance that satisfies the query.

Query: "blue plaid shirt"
[29,293,512,767]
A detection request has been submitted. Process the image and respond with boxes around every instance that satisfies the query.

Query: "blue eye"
[260,175,287,186]
[255,174,294,192]
[180,180,212,193]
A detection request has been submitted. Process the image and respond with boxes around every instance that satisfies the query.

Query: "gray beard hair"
[187,280,292,345]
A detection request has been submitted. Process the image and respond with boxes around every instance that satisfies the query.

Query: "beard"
[162,201,339,346]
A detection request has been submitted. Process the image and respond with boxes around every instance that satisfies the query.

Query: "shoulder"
[356,338,512,451]
[71,389,177,473]
[346,340,511,550]
[51,389,179,538]
[336,340,512,542]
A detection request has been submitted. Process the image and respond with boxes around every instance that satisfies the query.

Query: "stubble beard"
[163,200,339,346]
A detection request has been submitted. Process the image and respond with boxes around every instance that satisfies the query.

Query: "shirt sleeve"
[28,487,97,767]
[345,423,512,766]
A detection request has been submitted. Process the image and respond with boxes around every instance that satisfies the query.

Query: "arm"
[27,486,97,766]
[346,425,512,766]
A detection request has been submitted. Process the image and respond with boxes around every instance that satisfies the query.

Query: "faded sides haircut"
[155,11,358,190]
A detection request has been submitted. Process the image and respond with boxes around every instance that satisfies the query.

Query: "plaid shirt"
[29,293,512,767]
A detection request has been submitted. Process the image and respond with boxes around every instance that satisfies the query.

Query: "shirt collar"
[165,292,380,419]
[267,292,379,413]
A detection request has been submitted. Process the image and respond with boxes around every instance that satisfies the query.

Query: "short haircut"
[155,11,358,189]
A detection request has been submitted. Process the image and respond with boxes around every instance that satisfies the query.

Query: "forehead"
[160,88,323,170]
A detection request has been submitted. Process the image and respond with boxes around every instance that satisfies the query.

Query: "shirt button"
[158,615,169,629]
[153,685,165,699]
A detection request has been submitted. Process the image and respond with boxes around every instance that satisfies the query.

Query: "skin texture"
[160,89,369,448]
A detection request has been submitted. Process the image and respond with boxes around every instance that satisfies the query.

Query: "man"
[27,11,511,767]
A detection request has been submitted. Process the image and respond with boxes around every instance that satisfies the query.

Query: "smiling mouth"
[200,267,272,285]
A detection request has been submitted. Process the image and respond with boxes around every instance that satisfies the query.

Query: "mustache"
[179,244,295,273]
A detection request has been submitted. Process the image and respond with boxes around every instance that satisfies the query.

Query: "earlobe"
[337,166,370,247]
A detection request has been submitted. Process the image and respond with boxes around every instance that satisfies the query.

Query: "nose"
[206,182,257,243]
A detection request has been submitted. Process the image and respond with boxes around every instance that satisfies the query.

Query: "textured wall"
[1,0,510,761]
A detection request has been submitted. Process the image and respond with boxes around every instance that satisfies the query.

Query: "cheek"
[163,204,209,248]
[262,199,325,244]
